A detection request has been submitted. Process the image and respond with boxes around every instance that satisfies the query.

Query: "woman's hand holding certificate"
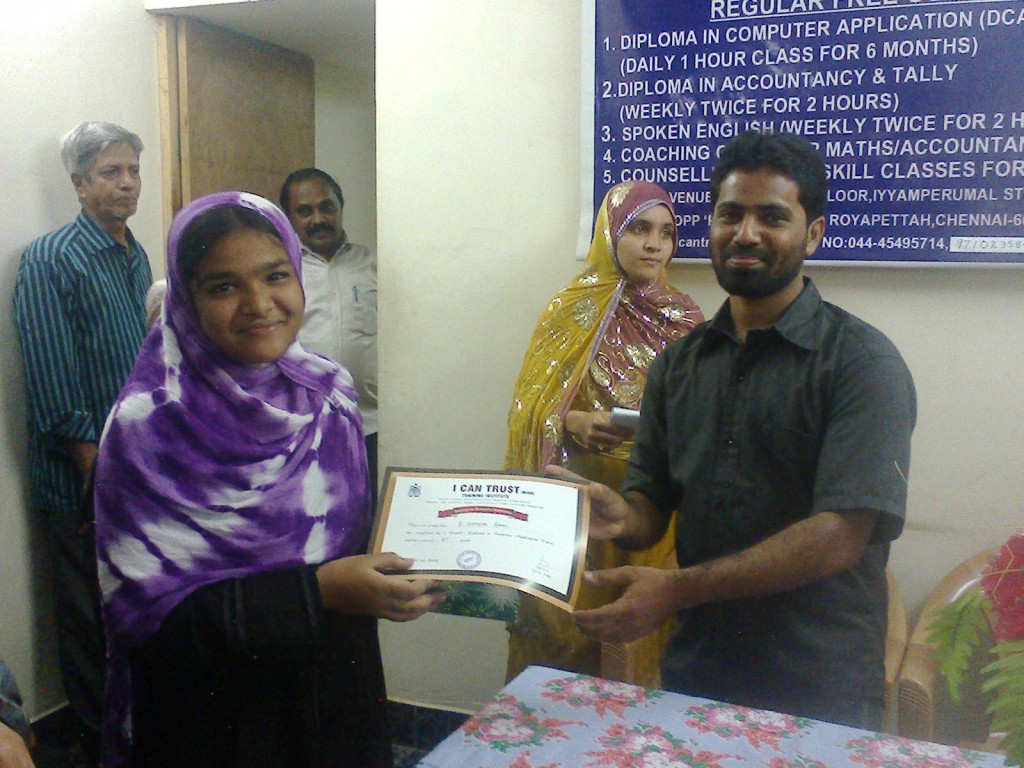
[316,553,446,621]
[370,469,590,611]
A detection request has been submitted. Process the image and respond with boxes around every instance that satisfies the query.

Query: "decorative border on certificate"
[370,468,591,612]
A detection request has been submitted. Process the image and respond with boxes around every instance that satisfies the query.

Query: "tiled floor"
[392,743,428,767]
[388,700,470,763]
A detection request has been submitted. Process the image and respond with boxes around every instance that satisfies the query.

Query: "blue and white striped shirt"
[0,654,29,742]
[13,210,152,515]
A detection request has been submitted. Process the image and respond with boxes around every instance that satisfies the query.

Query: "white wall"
[315,61,377,252]
[375,0,588,709]
[0,0,165,716]
[376,0,1024,711]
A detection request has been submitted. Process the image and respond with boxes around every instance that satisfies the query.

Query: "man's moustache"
[309,225,335,236]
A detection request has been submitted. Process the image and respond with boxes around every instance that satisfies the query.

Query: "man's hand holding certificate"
[370,469,590,611]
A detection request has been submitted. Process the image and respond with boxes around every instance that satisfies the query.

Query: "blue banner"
[592,0,1024,265]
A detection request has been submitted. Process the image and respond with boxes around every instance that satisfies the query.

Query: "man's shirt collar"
[705,277,824,351]
[300,231,350,264]
[76,209,138,253]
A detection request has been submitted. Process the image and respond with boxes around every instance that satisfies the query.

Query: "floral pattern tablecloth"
[416,666,1008,768]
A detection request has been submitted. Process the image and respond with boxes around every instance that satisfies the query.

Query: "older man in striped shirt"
[13,121,151,763]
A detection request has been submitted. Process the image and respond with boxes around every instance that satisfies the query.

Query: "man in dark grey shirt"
[559,131,916,729]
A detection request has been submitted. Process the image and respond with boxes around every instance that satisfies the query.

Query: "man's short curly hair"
[710,131,827,222]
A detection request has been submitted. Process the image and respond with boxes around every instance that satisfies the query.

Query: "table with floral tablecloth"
[417,666,1008,768]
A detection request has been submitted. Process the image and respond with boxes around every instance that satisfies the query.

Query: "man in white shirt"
[280,169,379,503]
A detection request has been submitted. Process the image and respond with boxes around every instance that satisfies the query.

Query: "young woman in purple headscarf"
[94,191,443,768]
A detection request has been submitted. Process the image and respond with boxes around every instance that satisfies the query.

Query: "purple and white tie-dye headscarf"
[95,190,371,655]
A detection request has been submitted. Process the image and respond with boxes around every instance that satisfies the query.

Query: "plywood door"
[157,16,314,232]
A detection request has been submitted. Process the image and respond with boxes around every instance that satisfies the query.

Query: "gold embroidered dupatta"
[504,181,703,473]
[503,181,704,686]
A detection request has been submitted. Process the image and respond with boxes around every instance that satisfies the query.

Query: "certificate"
[370,468,590,611]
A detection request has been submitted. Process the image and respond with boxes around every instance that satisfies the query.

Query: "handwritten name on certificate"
[370,468,591,611]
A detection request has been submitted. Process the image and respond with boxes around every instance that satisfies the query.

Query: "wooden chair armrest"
[601,640,639,684]
[883,632,908,731]
[885,635,907,695]
[960,732,1008,755]
[897,641,940,742]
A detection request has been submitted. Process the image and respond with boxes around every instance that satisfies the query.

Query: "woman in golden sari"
[505,180,704,686]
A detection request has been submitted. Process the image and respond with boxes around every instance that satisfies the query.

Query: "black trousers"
[43,506,106,757]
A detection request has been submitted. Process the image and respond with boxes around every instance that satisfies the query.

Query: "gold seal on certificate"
[370,468,591,611]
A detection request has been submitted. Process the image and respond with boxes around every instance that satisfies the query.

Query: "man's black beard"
[711,245,805,299]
